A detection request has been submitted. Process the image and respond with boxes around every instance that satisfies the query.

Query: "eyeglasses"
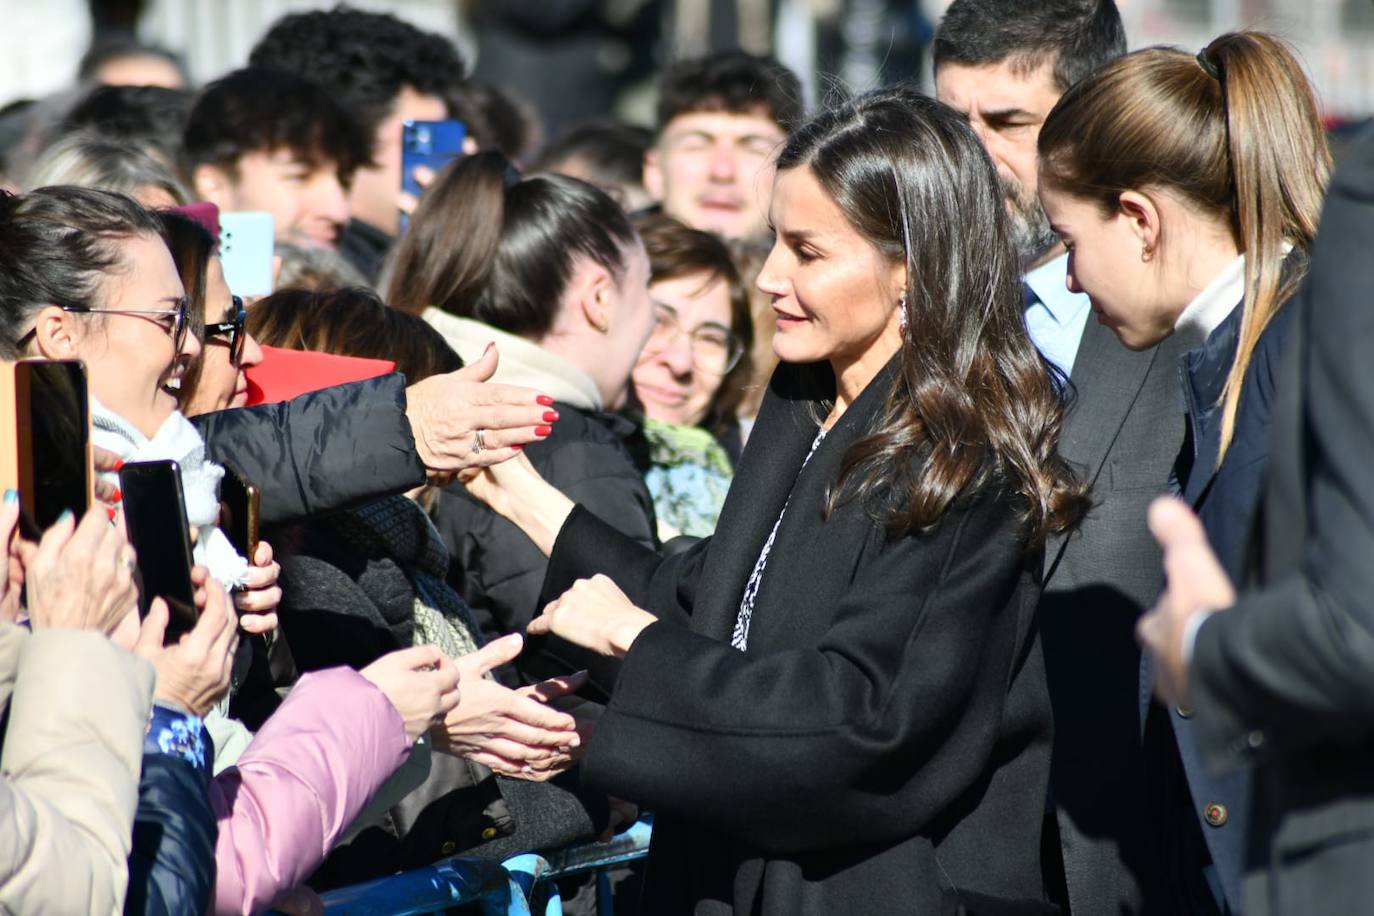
[204,296,247,365]
[17,298,190,353]
[645,302,744,376]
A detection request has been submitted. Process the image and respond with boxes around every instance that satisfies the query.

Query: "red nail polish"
[511,444,523,451]
[111,487,123,503]
[536,395,555,407]
[113,458,125,471]
[542,410,559,423]
[106,506,117,521]
[535,425,552,437]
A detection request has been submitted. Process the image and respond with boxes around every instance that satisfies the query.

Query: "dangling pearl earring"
[898,292,909,332]
[1141,245,1154,263]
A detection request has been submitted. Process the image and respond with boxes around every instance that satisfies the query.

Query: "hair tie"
[1196,48,1221,81]
[501,162,523,190]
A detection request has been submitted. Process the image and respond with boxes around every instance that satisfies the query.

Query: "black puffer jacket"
[190,373,425,525]
[436,403,657,646]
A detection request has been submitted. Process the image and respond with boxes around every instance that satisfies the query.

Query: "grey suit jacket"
[1040,314,1194,915]
[1191,126,1374,916]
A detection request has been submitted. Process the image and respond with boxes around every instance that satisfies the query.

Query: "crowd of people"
[0,1,1370,914]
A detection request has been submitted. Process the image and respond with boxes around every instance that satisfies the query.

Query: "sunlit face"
[182,255,265,416]
[350,85,448,236]
[93,53,185,90]
[215,148,351,248]
[644,110,786,241]
[1040,185,1173,350]
[63,233,198,437]
[756,167,905,369]
[632,271,734,427]
[936,58,1063,261]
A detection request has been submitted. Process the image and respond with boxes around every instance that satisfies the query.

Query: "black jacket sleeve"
[1192,130,1374,766]
[576,494,1032,855]
[123,755,217,916]
[191,374,426,525]
[445,436,658,641]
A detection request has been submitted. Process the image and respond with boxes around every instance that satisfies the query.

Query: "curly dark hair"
[248,5,467,143]
[182,68,372,185]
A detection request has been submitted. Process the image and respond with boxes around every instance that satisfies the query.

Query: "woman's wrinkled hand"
[134,568,238,716]
[19,505,137,635]
[360,645,463,744]
[405,344,556,479]
[234,539,280,634]
[527,575,656,659]
[428,633,585,780]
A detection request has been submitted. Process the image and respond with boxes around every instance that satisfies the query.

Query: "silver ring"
[471,428,487,455]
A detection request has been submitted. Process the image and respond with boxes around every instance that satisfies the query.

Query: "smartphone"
[219,211,275,298]
[400,119,466,234]
[219,463,260,559]
[0,360,92,539]
[119,460,197,634]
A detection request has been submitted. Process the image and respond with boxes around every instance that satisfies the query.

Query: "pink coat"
[210,667,410,915]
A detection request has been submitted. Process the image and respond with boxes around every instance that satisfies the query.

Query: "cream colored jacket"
[0,621,155,915]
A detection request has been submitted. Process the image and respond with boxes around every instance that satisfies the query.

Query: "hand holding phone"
[218,464,260,559]
[400,120,466,233]
[0,360,92,540]
[119,460,198,636]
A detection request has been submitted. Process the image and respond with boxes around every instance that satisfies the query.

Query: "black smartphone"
[219,463,260,559]
[13,360,91,540]
[119,460,197,635]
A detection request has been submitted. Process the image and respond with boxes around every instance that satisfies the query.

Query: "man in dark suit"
[1142,125,1374,915]
[935,3,1194,912]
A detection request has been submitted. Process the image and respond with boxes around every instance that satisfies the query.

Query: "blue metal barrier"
[315,818,652,915]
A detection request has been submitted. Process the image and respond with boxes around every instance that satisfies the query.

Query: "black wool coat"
[541,359,1055,915]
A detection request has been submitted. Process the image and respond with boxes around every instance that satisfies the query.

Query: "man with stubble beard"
[936,3,1194,914]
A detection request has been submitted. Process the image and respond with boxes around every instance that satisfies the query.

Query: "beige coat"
[0,621,155,915]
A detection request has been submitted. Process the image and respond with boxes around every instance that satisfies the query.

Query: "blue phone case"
[401,120,466,233]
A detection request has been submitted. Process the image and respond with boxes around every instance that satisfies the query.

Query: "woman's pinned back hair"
[1039,31,1330,459]
[779,87,1087,545]
[0,185,163,359]
[384,150,639,341]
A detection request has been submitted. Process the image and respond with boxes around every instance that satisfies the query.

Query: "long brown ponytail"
[1039,31,1330,460]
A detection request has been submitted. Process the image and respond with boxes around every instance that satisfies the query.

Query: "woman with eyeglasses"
[0,187,471,915]
[385,151,660,671]
[629,214,753,539]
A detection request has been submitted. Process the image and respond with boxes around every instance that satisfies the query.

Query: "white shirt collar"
[1174,254,1246,341]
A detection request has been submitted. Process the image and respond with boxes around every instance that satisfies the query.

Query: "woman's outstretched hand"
[429,633,586,780]
[527,575,656,660]
[360,645,463,744]
[405,344,556,484]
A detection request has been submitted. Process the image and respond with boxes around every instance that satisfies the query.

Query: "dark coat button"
[440,840,457,855]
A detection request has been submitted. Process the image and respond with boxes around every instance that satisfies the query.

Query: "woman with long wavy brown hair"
[464,87,1086,914]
